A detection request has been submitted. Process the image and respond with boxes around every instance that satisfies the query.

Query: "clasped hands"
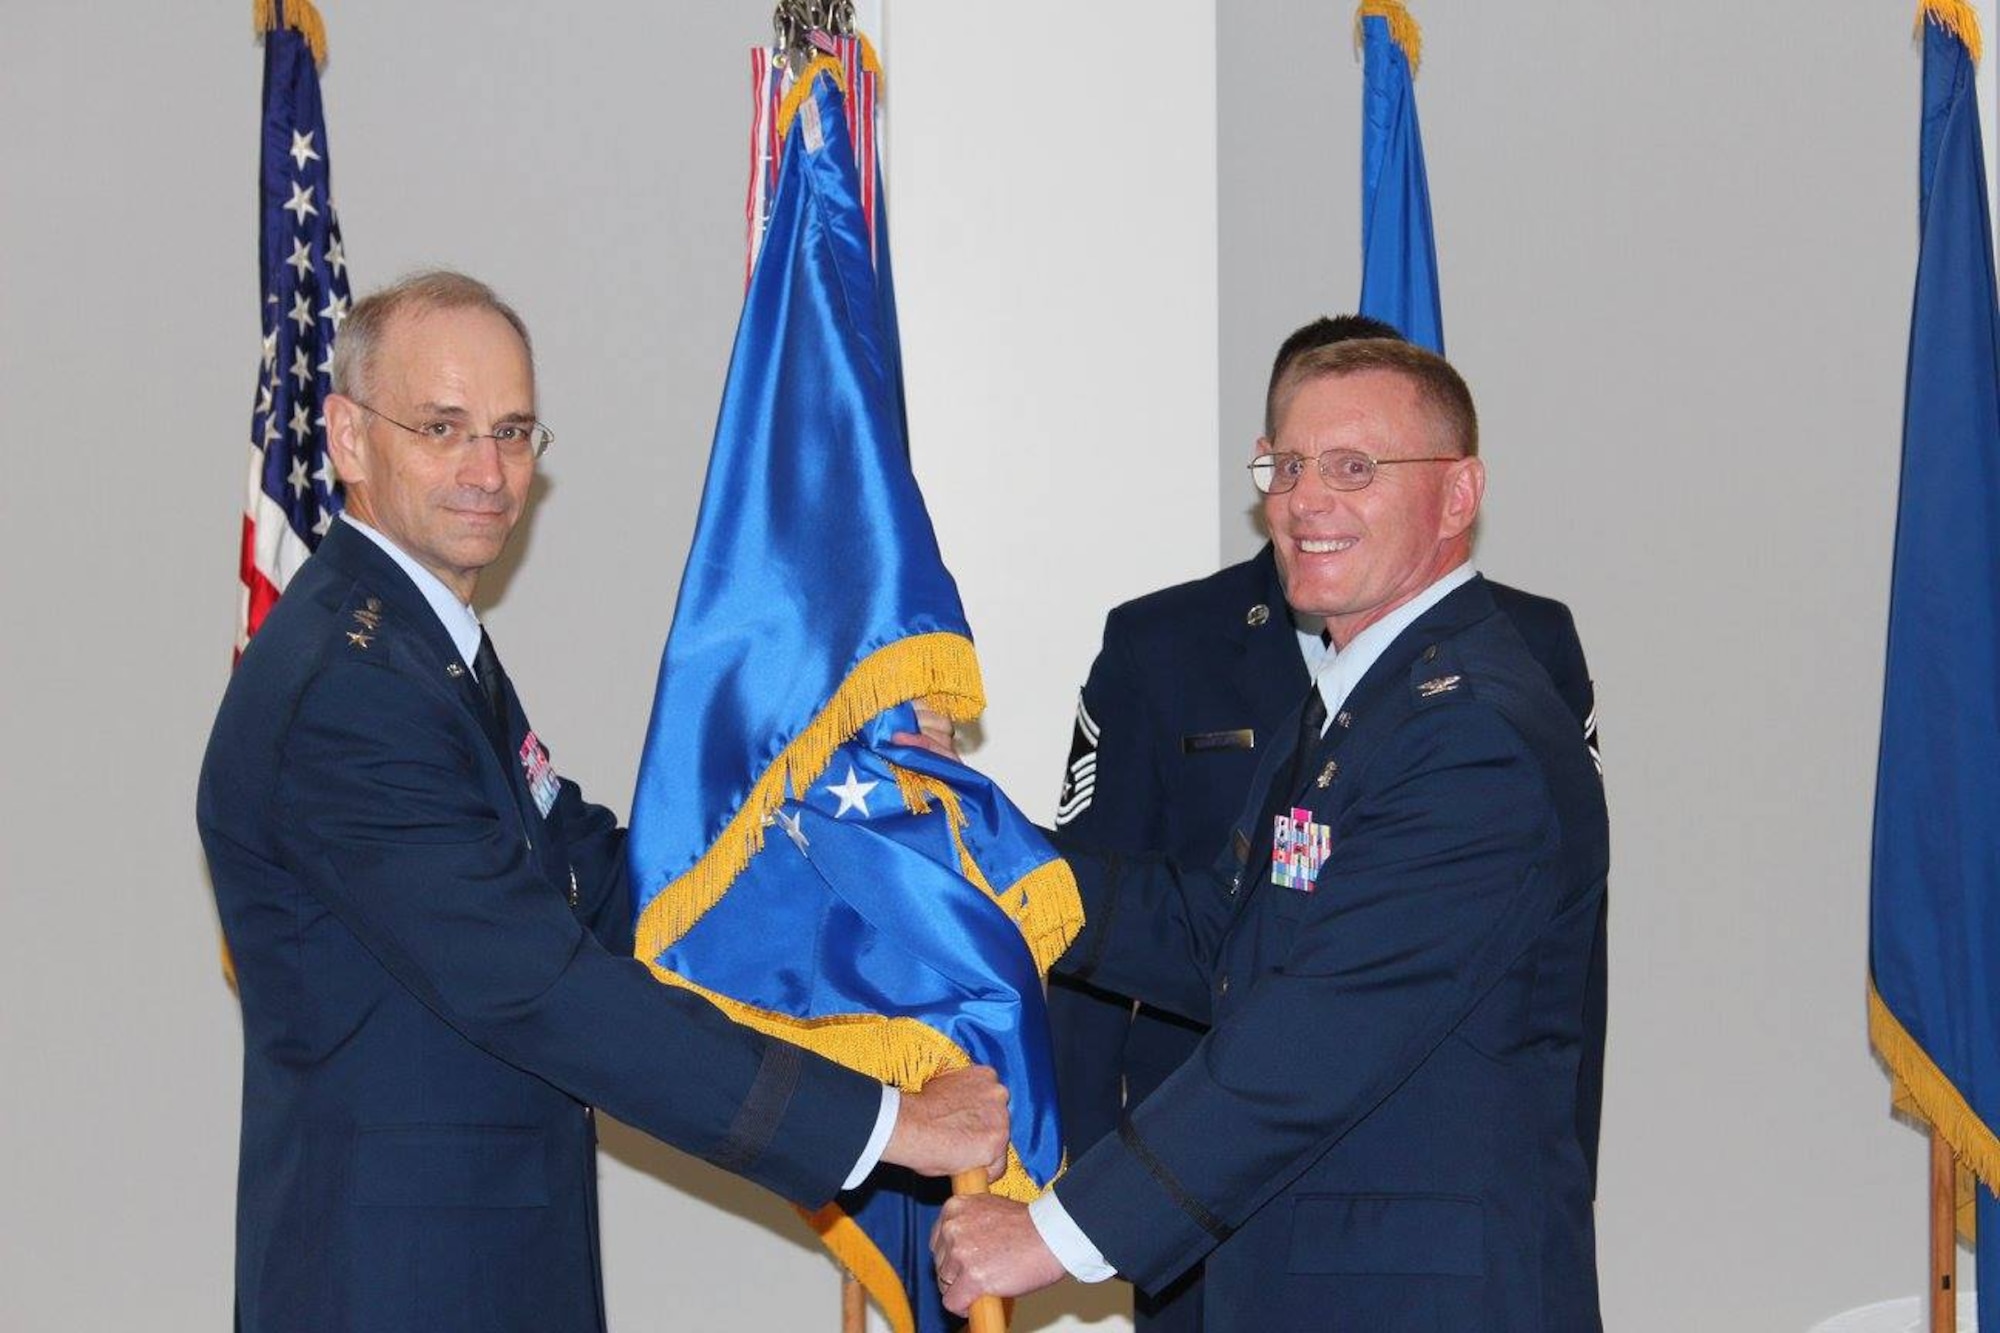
[894,702,1071,1311]
[882,1064,1067,1312]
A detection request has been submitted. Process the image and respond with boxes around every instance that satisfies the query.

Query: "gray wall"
[1219,4,1927,1329]
[0,0,1947,1329]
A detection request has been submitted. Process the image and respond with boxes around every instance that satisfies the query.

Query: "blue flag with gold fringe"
[627,48,1080,1333]
[1868,7,2000,1327]
[1356,0,1444,354]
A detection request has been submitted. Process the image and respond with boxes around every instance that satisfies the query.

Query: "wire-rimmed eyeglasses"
[1248,448,1459,495]
[352,399,553,462]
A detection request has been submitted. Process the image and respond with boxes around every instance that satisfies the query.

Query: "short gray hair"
[330,269,533,403]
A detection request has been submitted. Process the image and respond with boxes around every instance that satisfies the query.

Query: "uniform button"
[1229,873,1241,896]
[1218,974,1230,997]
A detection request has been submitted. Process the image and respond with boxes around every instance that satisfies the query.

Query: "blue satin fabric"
[662,706,1062,1181]
[1358,13,1445,354]
[625,70,1068,1327]
[628,76,970,895]
[1871,24,2000,1333]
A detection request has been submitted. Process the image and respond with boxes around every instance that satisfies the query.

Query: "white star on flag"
[286,237,314,280]
[775,807,811,854]
[825,763,879,818]
[288,129,320,170]
[288,457,310,498]
[282,181,316,223]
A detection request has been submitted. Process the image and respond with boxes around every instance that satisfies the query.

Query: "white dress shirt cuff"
[842,1086,901,1191]
[1029,1190,1117,1283]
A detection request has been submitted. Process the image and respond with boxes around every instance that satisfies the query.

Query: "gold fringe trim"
[776,55,850,143]
[633,632,984,965]
[800,1203,916,1333]
[1919,0,1984,65]
[997,856,1086,978]
[1354,0,1423,74]
[1869,980,2000,1241]
[253,0,328,67]
[647,961,1044,1202]
[857,33,886,89]
[887,763,1085,972]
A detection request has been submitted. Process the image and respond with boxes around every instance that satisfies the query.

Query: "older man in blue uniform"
[938,338,1607,1331]
[1047,316,1602,1331]
[198,271,1007,1333]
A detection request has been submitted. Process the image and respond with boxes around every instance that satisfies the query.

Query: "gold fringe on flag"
[633,632,986,965]
[1354,0,1424,74]
[1870,980,2000,1241]
[253,0,328,68]
[1918,0,1984,65]
[889,764,1085,975]
[773,33,887,144]
[642,959,1053,1204]
[777,55,849,142]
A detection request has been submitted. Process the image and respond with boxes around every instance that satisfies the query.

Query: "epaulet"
[1409,639,1475,708]
[337,591,390,654]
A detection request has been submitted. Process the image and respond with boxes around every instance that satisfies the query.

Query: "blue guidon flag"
[627,36,1081,1333]
[1869,5,2000,1327]
[1355,0,1443,355]
[240,0,351,653]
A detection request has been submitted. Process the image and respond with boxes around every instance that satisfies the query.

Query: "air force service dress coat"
[198,522,882,1333]
[1050,576,1608,1332]
[1050,551,1605,1196]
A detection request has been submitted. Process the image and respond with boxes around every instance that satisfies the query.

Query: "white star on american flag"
[282,181,317,223]
[289,292,314,334]
[286,237,314,280]
[288,130,320,170]
[288,457,310,498]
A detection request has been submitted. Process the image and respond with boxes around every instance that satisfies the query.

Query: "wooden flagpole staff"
[1930,1127,1955,1333]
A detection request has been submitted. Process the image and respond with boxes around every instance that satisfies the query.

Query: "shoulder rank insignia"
[351,607,382,632]
[1246,603,1271,627]
[1418,674,1462,699]
[345,630,373,649]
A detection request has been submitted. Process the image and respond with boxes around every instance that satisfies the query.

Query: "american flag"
[239,0,351,651]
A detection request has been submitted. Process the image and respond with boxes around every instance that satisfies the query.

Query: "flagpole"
[950,1170,1007,1333]
[840,1272,865,1333]
[1931,1126,1956,1333]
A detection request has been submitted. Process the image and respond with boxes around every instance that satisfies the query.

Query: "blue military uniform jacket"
[198,522,881,1333]
[1050,548,1605,1196]
[1051,576,1608,1332]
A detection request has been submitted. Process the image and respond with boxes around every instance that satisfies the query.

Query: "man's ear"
[1439,457,1485,541]
[324,393,367,488]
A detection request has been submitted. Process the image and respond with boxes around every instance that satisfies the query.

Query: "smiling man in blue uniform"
[1046,314,1603,1333]
[197,270,1007,1333]
[934,339,1607,1331]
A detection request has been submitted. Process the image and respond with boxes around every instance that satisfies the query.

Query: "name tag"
[1182,728,1255,754]
[1271,806,1331,892]
[519,730,560,818]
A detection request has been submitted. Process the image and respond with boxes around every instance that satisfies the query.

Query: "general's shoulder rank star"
[346,630,372,649]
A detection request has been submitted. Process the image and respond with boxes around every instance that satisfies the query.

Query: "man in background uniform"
[1047,315,1602,1330]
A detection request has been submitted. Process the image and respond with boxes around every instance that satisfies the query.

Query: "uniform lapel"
[1229,544,1312,729]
